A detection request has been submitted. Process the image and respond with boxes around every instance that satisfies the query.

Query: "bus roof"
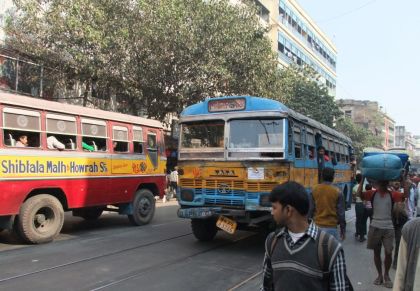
[181,96,351,144]
[0,91,163,129]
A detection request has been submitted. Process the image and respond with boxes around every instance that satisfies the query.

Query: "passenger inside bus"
[82,142,95,152]
[47,135,65,150]
[4,131,40,148]
[309,147,315,159]
[82,137,106,151]
[134,141,144,154]
[16,134,28,147]
[113,141,128,153]
[317,146,330,161]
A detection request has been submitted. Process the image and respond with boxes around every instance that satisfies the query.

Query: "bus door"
[146,131,159,171]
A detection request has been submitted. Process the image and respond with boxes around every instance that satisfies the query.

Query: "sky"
[297,0,420,135]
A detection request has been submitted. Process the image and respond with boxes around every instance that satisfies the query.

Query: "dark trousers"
[364,207,373,225]
[355,202,367,236]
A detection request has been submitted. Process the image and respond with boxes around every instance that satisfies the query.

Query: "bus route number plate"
[216,216,237,234]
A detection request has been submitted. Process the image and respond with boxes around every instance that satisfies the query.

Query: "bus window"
[306,131,315,159]
[81,118,107,151]
[293,127,302,159]
[181,121,224,149]
[147,133,157,150]
[3,107,41,148]
[147,132,158,168]
[46,114,77,150]
[133,126,144,154]
[112,126,129,153]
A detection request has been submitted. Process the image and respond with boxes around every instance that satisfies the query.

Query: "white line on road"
[227,271,262,291]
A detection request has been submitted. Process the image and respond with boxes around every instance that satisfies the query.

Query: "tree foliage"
[5,0,282,121]
[6,0,344,129]
[276,65,342,128]
[335,117,383,161]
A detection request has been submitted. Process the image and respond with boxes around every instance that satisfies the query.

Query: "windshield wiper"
[259,120,270,144]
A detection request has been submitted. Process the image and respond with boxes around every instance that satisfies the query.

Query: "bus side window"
[112,126,129,153]
[46,114,77,150]
[306,131,315,160]
[293,126,302,159]
[133,127,144,154]
[3,108,41,148]
[81,119,107,151]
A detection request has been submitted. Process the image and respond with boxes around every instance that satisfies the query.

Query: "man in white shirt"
[393,218,420,291]
[169,167,179,198]
[47,136,65,150]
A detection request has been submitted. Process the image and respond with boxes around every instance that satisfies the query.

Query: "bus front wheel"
[191,218,218,241]
[128,189,156,226]
[16,194,64,244]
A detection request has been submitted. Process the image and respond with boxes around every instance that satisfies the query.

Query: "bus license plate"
[216,216,237,234]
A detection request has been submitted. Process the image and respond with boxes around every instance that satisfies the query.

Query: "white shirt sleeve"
[48,136,65,150]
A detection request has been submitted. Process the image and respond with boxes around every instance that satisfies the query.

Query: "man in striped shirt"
[261,181,352,291]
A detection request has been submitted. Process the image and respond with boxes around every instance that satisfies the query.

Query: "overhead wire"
[318,0,377,23]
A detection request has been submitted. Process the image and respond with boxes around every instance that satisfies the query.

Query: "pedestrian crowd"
[261,167,420,291]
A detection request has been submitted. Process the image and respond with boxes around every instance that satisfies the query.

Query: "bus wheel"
[17,194,64,244]
[73,208,103,221]
[128,189,156,226]
[191,218,218,241]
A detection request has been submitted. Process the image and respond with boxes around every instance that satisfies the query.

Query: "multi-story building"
[395,126,416,156]
[243,0,337,96]
[413,135,420,164]
[337,99,396,150]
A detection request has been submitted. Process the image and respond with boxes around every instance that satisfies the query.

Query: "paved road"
[0,202,394,290]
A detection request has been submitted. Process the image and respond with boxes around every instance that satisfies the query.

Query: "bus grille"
[179,179,278,207]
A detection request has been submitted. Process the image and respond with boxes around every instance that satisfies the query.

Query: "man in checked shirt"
[261,181,353,291]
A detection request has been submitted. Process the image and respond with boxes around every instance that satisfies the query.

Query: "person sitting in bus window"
[82,142,95,152]
[309,147,315,159]
[16,134,28,147]
[317,146,330,162]
[47,135,65,150]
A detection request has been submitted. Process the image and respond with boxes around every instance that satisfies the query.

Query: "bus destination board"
[208,98,246,112]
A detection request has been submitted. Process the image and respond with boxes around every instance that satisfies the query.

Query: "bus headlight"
[180,189,194,202]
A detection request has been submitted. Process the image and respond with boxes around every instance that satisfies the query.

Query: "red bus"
[0,91,166,243]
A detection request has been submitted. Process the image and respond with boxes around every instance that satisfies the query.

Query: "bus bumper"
[177,207,250,219]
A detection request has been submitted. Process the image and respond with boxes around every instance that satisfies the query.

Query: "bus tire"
[191,218,218,241]
[73,208,103,221]
[17,194,64,244]
[128,189,155,226]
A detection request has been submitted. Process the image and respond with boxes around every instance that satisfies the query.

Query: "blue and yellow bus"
[176,96,353,241]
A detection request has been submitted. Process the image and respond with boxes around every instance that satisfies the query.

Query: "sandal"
[373,278,383,285]
[384,279,393,289]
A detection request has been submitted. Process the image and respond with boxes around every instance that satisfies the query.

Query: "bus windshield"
[229,119,284,149]
[180,120,225,149]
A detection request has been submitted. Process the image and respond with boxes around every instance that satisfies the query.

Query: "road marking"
[227,271,262,291]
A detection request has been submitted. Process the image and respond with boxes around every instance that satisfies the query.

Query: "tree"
[275,65,341,127]
[5,0,282,121]
[335,117,383,162]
